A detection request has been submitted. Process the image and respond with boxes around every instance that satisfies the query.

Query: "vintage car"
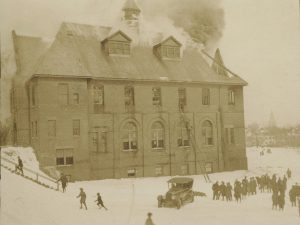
[157,177,194,209]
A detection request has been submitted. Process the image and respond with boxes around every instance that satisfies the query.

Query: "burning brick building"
[11,0,248,180]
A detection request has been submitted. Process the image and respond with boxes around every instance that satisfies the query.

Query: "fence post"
[57,182,59,191]
[36,173,39,182]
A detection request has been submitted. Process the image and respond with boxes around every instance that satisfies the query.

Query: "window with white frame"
[151,122,164,149]
[56,149,74,166]
[152,87,162,106]
[122,122,138,151]
[178,88,186,110]
[124,86,135,111]
[202,120,213,145]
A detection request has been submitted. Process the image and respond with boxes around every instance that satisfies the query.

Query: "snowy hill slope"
[1,147,300,225]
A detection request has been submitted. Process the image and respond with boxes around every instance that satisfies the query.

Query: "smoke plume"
[139,0,225,50]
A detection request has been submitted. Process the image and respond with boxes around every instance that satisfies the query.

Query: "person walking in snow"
[15,156,24,175]
[57,173,68,193]
[77,188,87,210]
[95,193,108,210]
[145,212,155,225]
[286,168,292,179]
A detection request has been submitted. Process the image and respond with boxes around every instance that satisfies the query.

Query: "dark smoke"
[139,0,225,49]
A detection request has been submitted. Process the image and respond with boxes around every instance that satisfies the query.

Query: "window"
[181,164,189,175]
[205,162,213,173]
[48,120,56,137]
[228,89,235,105]
[100,131,107,152]
[31,84,36,106]
[31,121,38,137]
[58,84,69,105]
[127,168,136,177]
[124,86,135,111]
[35,121,38,137]
[94,85,104,113]
[225,127,235,144]
[73,120,80,136]
[109,41,130,55]
[178,88,186,110]
[91,132,99,152]
[122,122,138,151]
[161,46,180,58]
[202,120,213,145]
[155,166,163,176]
[178,121,190,147]
[73,93,79,104]
[152,87,162,106]
[202,88,210,105]
[56,149,73,166]
[151,122,164,149]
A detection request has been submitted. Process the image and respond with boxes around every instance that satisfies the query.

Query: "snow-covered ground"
[1,147,300,225]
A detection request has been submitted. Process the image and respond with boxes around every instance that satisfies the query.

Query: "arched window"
[178,121,190,147]
[122,122,138,151]
[151,122,164,149]
[202,120,213,145]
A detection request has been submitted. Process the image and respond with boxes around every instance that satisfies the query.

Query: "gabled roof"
[123,0,141,12]
[154,36,182,48]
[212,48,228,77]
[101,30,132,43]
[13,22,247,86]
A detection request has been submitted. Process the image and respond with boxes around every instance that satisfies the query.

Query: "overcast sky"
[0,0,299,126]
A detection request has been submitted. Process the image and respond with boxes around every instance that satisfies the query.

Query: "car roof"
[167,177,193,184]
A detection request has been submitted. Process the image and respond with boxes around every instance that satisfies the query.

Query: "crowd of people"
[211,168,300,215]
[212,176,258,203]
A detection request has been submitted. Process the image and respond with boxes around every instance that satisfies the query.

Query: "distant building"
[11,0,248,180]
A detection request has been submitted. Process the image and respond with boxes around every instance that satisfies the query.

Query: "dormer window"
[154,36,182,60]
[102,30,132,56]
[108,42,130,55]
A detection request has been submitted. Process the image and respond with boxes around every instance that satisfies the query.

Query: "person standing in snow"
[212,181,219,200]
[77,188,87,210]
[57,173,68,193]
[234,180,242,203]
[278,193,285,211]
[226,182,233,201]
[145,212,155,225]
[95,193,108,210]
[15,156,24,175]
[289,186,296,207]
